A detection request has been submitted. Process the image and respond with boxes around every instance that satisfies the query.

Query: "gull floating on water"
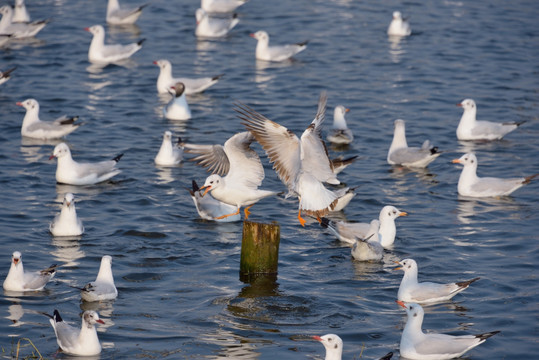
[313,334,343,360]
[321,205,407,248]
[456,99,525,141]
[387,11,411,37]
[0,66,16,85]
[201,0,248,13]
[250,30,308,62]
[49,309,105,356]
[17,98,81,139]
[85,24,145,65]
[106,0,146,25]
[195,8,239,38]
[396,301,499,360]
[327,105,353,145]
[388,119,441,168]
[154,59,223,95]
[155,131,183,166]
[394,258,480,304]
[3,251,57,291]
[50,142,123,185]
[452,152,538,197]
[13,0,30,23]
[0,5,47,38]
[351,220,383,261]
[188,179,241,222]
[50,193,84,237]
[75,255,118,302]
[163,82,191,120]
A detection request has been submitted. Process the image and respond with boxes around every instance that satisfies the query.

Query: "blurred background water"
[0,0,538,359]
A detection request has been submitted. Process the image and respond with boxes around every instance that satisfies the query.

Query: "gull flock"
[1,0,536,358]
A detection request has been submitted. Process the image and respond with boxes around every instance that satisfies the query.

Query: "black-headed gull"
[313,334,343,360]
[0,66,16,85]
[106,0,146,25]
[394,259,480,304]
[85,25,144,65]
[452,152,538,197]
[50,193,84,237]
[320,205,407,248]
[387,119,441,168]
[163,82,192,120]
[396,301,499,360]
[0,5,47,38]
[327,105,353,145]
[13,0,30,23]
[250,30,308,62]
[155,131,183,166]
[387,11,411,36]
[186,132,278,220]
[456,99,525,141]
[188,180,241,222]
[351,220,383,261]
[76,255,118,302]
[3,251,57,291]
[49,309,105,356]
[154,59,223,95]
[17,98,81,139]
[195,8,239,38]
[50,142,123,185]
[237,93,347,226]
[201,0,248,13]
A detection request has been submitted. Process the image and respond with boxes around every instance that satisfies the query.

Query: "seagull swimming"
[456,99,525,141]
[387,119,441,168]
[313,334,343,360]
[397,301,499,360]
[13,0,30,23]
[106,0,146,25]
[49,309,105,356]
[0,66,16,85]
[154,59,223,95]
[17,98,81,139]
[3,251,57,291]
[351,220,383,262]
[452,152,538,197]
[50,142,123,185]
[250,30,308,62]
[163,82,192,120]
[387,11,411,36]
[85,24,144,65]
[0,5,47,38]
[188,179,241,222]
[395,258,480,304]
[50,193,84,236]
[327,105,353,145]
[195,8,239,38]
[155,131,183,166]
[201,0,248,13]
[76,255,118,302]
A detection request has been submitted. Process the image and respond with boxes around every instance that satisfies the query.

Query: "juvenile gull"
[49,309,105,356]
[17,98,81,139]
[387,119,441,168]
[3,251,57,291]
[154,59,223,95]
[50,193,84,236]
[250,30,308,62]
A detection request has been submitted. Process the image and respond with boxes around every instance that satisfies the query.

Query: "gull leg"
[316,215,322,223]
[244,205,254,219]
[215,208,241,220]
[298,209,306,227]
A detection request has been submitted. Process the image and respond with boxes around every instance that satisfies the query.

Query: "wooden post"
[240,220,280,282]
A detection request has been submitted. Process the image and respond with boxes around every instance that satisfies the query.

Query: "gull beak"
[451,159,461,163]
[399,211,408,217]
[345,108,350,113]
[152,60,158,65]
[396,300,406,309]
[96,319,105,324]
[49,154,56,160]
[66,200,72,207]
[312,335,322,341]
[199,185,211,197]
[393,260,402,270]
[13,258,19,265]
[84,27,90,32]
[456,103,462,107]
[249,33,255,38]
[15,102,23,106]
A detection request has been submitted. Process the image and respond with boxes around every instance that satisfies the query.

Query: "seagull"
[163,82,192,120]
[351,220,383,261]
[387,11,411,36]
[313,334,343,360]
[155,131,183,166]
[387,119,441,168]
[394,259,480,304]
[195,8,239,38]
[188,179,241,222]
[154,59,223,95]
[0,5,47,38]
[327,105,353,145]
[396,301,499,360]
[85,25,144,65]
[452,152,538,197]
[456,99,525,140]
[201,0,248,13]
[320,205,407,248]
[237,93,347,226]
[17,98,82,140]
[186,131,278,220]
[50,142,123,185]
[3,251,57,291]
[48,309,105,356]
[75,255,118,302]
[106,0,147,25]
[50,193,84,237]
[0,66,16,85]
[250,30,308,62]
[13,0,30,23]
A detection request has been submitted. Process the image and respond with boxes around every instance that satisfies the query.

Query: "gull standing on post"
[48,310,105,356]
[456,99,525,140]
[155,131,183,166]
[17,98,81,139]
[250,30,308,62]
[85,25,144,65]
[106,0,146,25]
[394,259,479,304]
[452,152,538,197]
[396,301,499,360]
[163,82,192,120]
[50,193,84,237]
[195,8,239,38]
[154,59,223,95]
[0,5,47,38]
[3,251,57,291]
[327,105,353,145]
[201,0,248,13]
[387,119,441,168]
[75,255,118,302]
[387,11,411,36]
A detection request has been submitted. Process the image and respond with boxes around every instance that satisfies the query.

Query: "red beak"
[84,27,90,32]
[312,335,322,341]
[153,60,158,65]
[396,300,406,308]
[49,155,56,160]
[96,319,105,324]
[16,102,23,106]
[456,103,462,107]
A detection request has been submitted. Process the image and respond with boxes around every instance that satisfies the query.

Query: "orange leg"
[316,215,322,224]
[215,208,241,220]
[298,209,306,227]
[244,205,254,220]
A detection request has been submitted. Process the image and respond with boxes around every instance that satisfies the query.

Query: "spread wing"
[223,131,265,189]
[183,143,230,176]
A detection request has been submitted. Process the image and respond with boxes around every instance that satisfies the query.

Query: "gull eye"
[334,344,338,349]
[471,160,474,163]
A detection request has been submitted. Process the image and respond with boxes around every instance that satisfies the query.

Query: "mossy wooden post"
[240,220,280,281]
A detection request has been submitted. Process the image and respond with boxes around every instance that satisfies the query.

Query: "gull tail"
[53,309,63,323]
[502,120,526,127]
[523,173,539,184]
[455,277,480,289]
[112,154,124,163]
[137,39,146,46]
[475,330,500,341]
[212,74,225,81]
[379,352,393,360]
[2,66,17,77]
[40,264,58,275]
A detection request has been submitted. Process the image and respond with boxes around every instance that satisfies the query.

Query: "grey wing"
[389,147,430,164]
[415,334,477,355]
[54,321,80,349]
[183,143,229,175]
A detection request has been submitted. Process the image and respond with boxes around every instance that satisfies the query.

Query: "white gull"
[3,251,57,291]
[387,11,411,37]
[195,8,239,38]
[49,309,105,356]
[250,30,308,62]
[188,179,241,222]
[327,105,353,145]
[155,131,183,166]
[13,0,30,23]
[351,220,383,262]
[154,59,223,95]
[106,0,146,25]
[50,193,84,237]
[163,82,192,120]
[201,0,248,13]
[387,119,441,168]
[17,98,81,139]
[85,24,144,65]
[76,255,118,302]
[0,5,46,38]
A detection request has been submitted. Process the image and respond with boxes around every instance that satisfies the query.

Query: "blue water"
[0,0,538,359]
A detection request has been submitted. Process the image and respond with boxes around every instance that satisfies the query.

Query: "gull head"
[11,251,22,266]
[380,205,407,221]
[393,258,416,272]
[452,152,477,167]
[313,334,343,357]
[63,193,75,207]
[393,11,402,20]
[153,59,171,70]
[50,142,71,160]
[201,174,223,196]
[16,98,39,112]
[250,30,269,42]
[163,131,172,141]
[170,82,186,97]
[396,300,423,319]
[83,311,105,327]
[457,98,476,111]
[84,25,104,36]
[195,8,207,24]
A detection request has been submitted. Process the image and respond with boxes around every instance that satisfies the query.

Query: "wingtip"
[137,38,146,46]
[112,153,124,162]
[476,330,500,341]
[53,309,63,323]
[379,352,394,360]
